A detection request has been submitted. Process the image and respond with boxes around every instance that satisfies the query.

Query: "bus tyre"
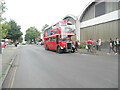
[57,47,62,54]
[71,48,75,53]
[45,45,49,50]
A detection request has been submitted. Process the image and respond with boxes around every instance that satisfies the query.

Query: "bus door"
[48,38,52,49]
[56,35,59,44]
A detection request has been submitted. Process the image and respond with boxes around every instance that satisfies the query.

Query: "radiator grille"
[67,43,72,49]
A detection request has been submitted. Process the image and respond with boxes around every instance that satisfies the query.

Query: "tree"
[0,0,7,38]
[18,36,23,43]
[6,20,23,42]
[0,0,7,53]
[1,21,10,39]
[25,27,40,44]
[0,0,7,22]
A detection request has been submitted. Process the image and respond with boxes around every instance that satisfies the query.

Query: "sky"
[3,0,92,36]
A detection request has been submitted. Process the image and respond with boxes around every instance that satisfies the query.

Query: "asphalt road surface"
[3,45,118,88]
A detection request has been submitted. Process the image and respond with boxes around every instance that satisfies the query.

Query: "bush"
[79,43,86,49]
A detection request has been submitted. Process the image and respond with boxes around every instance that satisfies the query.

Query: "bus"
[44,20,76,54]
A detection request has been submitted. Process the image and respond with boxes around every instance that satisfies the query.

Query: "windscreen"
[61,27,74,34]
[61,35,70,41]
[60,23,66,26]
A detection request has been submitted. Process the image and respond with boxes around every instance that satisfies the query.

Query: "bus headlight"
[60,47,63,49]
[63,46,66,48]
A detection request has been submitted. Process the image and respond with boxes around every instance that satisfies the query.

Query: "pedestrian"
[78,40,80,46]
[14,42,17,47]
[119,40,120,54]
[75,40,79,52]
[96,40,99,50]
[98,39,102,51]
[87,39,93,52]
[40,41,43,46]
[36,42,38,45]
[114,38,119,53]
[108,38,117,55]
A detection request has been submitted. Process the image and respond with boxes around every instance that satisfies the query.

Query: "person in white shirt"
[98,39,102,51]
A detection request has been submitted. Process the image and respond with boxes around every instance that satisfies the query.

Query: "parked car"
[22,41,26,45]
[22,43,26,45]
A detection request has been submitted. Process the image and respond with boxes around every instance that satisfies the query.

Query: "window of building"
[95,2,106,17]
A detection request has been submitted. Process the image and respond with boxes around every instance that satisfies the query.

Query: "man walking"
[108,38,117,55]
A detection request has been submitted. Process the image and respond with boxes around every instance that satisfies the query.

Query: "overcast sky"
[3,0,92,36]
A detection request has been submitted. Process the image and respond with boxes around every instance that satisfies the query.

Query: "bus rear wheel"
[45,45,49,50]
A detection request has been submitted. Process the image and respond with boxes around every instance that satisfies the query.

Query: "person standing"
[78,40,80,47]
[87,39,93,52]
[75,40,79,51]
[14,42,17,47]
[98,39,102,51]
[118,40,120,54]
[96,40,99,51]
[114,38,119,53]
[108,38,116,54]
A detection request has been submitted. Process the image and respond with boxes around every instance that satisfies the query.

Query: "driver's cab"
[61,35,71,42]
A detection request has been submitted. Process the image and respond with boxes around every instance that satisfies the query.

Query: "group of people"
[86,39,102,52]
[85,38,120,54]
[108,38,120,54]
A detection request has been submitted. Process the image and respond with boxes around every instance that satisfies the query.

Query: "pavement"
[0,44,20,89]
[0,54,2,90]
[77,48,119,56]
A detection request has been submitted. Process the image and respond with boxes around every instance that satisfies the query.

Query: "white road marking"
[10,66,17,88]
[8,55,19,88]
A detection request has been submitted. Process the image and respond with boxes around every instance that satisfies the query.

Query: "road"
[2,45,118,88]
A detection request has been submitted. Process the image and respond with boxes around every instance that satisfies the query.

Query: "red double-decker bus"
[43,20,76,54]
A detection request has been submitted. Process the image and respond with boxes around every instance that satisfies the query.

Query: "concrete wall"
[80,20,119,42]
[106,2,118,13]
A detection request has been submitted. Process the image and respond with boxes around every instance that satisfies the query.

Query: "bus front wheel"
[57,47,62,54]
[71,48,75,53]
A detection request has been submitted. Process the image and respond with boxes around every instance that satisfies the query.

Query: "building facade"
[79,0,120,42]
